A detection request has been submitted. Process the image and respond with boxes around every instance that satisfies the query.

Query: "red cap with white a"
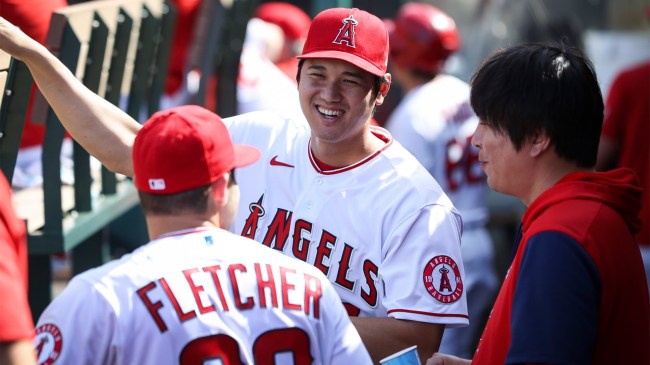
[133,105,260,194]
[298,7,388,76]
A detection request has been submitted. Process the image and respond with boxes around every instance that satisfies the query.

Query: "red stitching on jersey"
[307,127,393,175]
[387,308,469,319]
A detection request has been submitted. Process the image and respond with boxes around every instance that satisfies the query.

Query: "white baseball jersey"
[34,228,371,365]
[223,111,469,327]
[385,75,499,358]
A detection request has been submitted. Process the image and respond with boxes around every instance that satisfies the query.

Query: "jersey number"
[180,328,313,365]
[445,136,483,192]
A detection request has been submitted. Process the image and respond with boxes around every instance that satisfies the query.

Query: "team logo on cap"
[149,178,166,190]
[423,255,463,303]
[34,323,63,365]
[333,14,358,48]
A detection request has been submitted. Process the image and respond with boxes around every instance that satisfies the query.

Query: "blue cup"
[379,345,422,365]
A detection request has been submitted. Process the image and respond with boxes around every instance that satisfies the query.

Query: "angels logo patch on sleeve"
[423,255,463,303]
[34,323,63,365]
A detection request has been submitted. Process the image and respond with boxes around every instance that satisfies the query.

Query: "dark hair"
[138,184,212,215]
[296,59,385,97]
[138,170,236,216]
[470,42,604,167]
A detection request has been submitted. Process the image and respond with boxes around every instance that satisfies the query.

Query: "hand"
[0,16,40,61]
[426,352,471,365]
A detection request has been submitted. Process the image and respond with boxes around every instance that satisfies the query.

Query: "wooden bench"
[0,0,175,320]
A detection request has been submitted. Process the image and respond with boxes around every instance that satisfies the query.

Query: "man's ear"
[210,174,229,204]
[529,130,552,157]
[375,73,391,106]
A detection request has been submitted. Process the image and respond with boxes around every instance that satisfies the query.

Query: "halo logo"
[423,255,463,303]
[34,323,63,365]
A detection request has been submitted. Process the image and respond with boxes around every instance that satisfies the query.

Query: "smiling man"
[224,9,467,363]
[0,8,468,364]
[427,43,650,365]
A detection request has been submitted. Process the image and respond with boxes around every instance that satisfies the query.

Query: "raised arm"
[0,17,140,176]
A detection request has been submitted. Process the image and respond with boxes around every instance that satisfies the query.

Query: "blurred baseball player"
[253,1,311,81]
[32,105,372,364]
[384,3,499,358]
[0,7,468,363]
[237,17,302,118]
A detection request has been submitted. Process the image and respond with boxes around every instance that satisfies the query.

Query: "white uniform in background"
[385,74,499,358]
[159,18,304,121]
[223,111,469,327]
[237,18,303,119]
[34,228,371,365]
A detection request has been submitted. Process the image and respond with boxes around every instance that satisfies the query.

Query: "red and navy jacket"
[473,168,650,364]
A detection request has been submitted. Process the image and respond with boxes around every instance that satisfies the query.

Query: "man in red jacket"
[427,43,650,365]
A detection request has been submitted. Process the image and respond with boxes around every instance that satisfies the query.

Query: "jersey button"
[314,177,323,185]
[305,201,313,209]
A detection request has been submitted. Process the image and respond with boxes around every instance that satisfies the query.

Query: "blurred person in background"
[384,3,499,358]
[596,60,650,294]
[236,13,303,118]
[0,171,35,365]
[253,1,311,82]
[161,1,308,119]
[160,0,201,109]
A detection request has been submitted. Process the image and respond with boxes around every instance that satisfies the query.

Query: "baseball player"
[224,8,467,363]
[0,8,468,364]
[427,43,650,365]
[383,3,499,358]
[33,105,372,364]
[0,171,36,365]
[252,2,311,81]
[237,17,303,119]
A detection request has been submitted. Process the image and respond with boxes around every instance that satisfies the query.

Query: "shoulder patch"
[34,323,63,365]
[423,255,463,303]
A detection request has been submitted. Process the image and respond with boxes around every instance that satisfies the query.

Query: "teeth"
[317,106,342,117]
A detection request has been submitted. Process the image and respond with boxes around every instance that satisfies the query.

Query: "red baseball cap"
[254,2,311,41]
[133,105,260,194]
[297,7,389,76]
[384,3,459,74]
